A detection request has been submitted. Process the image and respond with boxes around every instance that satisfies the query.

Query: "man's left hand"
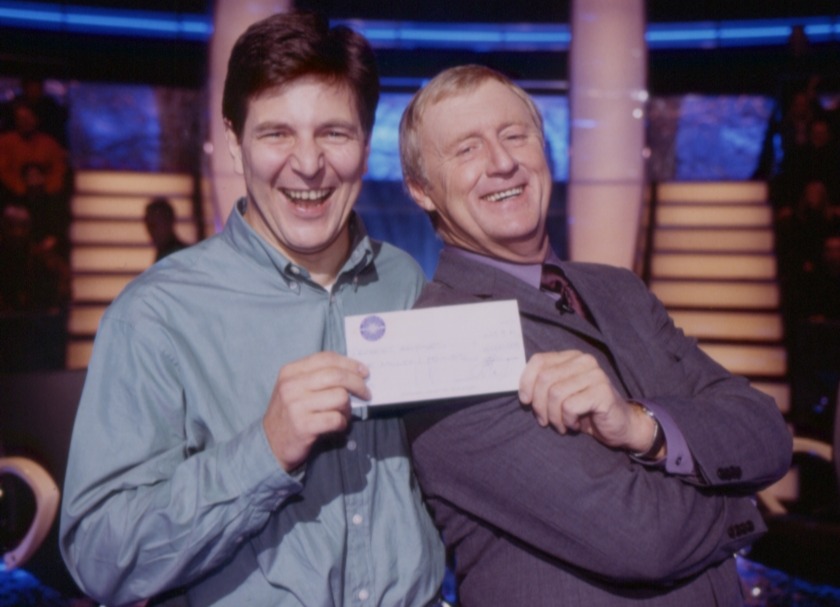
[518,351,656,453]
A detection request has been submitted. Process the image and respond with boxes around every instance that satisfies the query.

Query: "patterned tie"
[540,264,587,319]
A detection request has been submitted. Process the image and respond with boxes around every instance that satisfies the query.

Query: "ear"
[406,178,437,214]
[224,121,245,176]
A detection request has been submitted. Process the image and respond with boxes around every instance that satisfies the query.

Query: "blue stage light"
[0,1,835,50]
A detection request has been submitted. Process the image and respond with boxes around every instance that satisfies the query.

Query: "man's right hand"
[263,351,371,472]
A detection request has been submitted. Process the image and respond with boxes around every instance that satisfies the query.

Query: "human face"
[408,79,552,263]
[226,76,369,279]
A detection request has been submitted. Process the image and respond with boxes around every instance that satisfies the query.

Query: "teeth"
[284,188,332,202]
[483,187,523,202]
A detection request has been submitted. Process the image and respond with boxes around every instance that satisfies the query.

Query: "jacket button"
[727,521,755,538]
[717,466,742,481]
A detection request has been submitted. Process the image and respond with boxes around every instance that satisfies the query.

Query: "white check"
[345,299,526,411]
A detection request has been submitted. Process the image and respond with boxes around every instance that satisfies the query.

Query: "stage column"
[206,0,292,228]
[567,0,647,268]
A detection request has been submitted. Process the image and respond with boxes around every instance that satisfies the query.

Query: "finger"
[281,350,369,380]
[519,350,579,404]
[536,361,610,431]
[530,361,590,424]
[279,361,371,402]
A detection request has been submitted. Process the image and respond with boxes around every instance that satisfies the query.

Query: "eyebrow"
[251,119,361,135]
[442,120,531,153]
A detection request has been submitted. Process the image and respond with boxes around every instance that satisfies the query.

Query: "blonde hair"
[399,64,544,191]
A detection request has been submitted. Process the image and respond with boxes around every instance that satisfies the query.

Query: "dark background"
[0,0,838,94]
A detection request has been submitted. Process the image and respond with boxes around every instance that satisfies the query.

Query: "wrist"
[629,403,666,460]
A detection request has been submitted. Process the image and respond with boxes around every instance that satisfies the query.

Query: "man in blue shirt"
[60,12,444,606]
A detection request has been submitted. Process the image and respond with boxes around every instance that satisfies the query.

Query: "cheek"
[332,150,367,180]
[446,162,483,202]
[248,145,291,179]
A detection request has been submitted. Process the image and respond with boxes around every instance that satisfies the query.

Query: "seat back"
[0,456,60,569]
[0,368,87,594]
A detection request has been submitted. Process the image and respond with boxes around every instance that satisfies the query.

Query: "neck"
[289,229,352,288]
[449,236,549,265]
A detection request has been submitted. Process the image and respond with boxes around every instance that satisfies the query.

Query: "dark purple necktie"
[540,264,587,319]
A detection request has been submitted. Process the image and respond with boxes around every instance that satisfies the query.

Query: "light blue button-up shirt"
[60,200,445,606]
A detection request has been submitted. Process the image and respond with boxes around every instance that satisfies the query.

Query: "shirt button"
[352,514,363,526]
[347,440,357,451]
[289,266,300,275]
[358,589,369,601]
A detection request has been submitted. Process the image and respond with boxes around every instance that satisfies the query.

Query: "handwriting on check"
[345,300,526,407]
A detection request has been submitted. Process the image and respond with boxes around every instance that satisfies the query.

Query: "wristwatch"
[631,404,665,460]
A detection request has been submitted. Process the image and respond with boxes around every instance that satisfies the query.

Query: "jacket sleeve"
[407,392,765,584]
[612,268,792,490]
[59,317,301,606]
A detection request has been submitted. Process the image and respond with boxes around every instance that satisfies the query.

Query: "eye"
[456,142,478,157]
[259,129,288,141]
[324,129,352,142]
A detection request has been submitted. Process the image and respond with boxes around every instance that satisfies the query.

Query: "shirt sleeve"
[59,316,303,606]
[631,400,695,475]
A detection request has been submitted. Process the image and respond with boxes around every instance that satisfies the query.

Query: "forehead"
[421,80,536,141]
[246,76,360,124]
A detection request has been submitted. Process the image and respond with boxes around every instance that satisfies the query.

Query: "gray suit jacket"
[405,250,792,606]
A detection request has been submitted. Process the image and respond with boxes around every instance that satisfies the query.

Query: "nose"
[290,137,325,177]
[486,138,517,175]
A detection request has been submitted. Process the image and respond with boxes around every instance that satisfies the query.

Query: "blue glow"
[647,25,720,44]
[0,4,63,26]
[0,2,835,50]
[0,1,212,39]
[351,22,572,50]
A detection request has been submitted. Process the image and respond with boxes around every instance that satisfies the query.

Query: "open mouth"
[482,186,524,202]
[282,188,334,203]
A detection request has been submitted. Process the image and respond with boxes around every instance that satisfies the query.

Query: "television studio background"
[0,1,839,605]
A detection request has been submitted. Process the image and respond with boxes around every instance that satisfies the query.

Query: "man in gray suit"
[398,64,792,606]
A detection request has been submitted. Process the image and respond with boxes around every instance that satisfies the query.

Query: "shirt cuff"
[632,400,695,475]
[224,419,305,508]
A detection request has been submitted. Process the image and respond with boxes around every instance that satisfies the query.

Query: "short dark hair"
[222,11,380,141]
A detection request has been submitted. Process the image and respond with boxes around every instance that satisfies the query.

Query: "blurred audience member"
[21,161,71,259]
[771,90,824,205]
[777,179,839,281]
[790,233,840,323]
[0,102,68,200]
[0,201,71,371]
[14,77,69,146]
[0,201,70,313]
[144,196,187,262]
[799,118,840,203]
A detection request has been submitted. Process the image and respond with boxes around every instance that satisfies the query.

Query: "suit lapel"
[433,251,641,399]
[433,250,606,346]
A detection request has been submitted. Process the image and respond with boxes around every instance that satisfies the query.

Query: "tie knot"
[540,264,568,294]
[540,264,586,318]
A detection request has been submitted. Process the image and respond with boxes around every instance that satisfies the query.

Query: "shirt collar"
[444,244,562,290]
[225,198,373,284]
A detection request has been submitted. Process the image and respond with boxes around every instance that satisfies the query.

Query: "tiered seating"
[66,171,201,369]
[648,181,789,411]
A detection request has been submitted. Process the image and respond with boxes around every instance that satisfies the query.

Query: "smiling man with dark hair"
[60,12,444,606]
